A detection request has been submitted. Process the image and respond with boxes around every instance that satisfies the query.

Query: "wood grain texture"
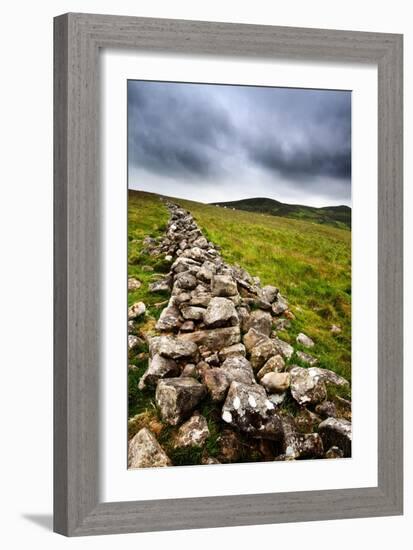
[53,13,403,536]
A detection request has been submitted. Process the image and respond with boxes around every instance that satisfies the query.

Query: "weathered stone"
[180,320,195,332]
[128,334,141,350]
[308,367,349,387]
[148,278,171,293]
[330,324,342,334]
[273,318,291,332]
[197,260,216,282]
[138,354,180,390]
[296,332,315,348]
[256,355,285,380]
[296,350,318,366]
[218,343,246,362]
[128,428,171,469]
[318,417,352,457]
[128,277,142,291]
[260,372,290,393]
[271,295,289,315]
[250,338,277,369]
[201,456,221,465]
[243,328,267,352]
[156,378,206,425]
[190,285,212,307]
[175,271,198,290]
[221,381,283,440]
[211,274,238,297]
[174,291,191,304]
[272,337,294,359]
[325,446,344,459]
[268,393,286,406]
[294,408,322,433]
[178,326,241,352]
[220,356,255,386]
[141,265,154,272]
[155,303,181,331]
[290,366,327,405]
[180,364,197,378]
[128,301,146,320]
[151,335,198,360]
[335,396,352,421]
[204,297,239,328]
[181,305,206,321]
[315,400,337,419]
[217,429,243,463]
[204,352,220,366]
[172,257,201,274]
[236,306,251,332]
[181,246,206,262]
[282,416,324,460]
[261,285,279,304]
[244,309,273,336]
[174,414,209,447]
[202,368,230,402]
[193,236,209,249]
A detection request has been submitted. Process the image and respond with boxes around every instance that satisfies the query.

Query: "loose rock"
[318,417,352,457]
[296,332,315,348]
[128,301,146,320]
[128,428,171,468]
[174,414,209,447]
[290,366,327,405]
[156,378,206,425]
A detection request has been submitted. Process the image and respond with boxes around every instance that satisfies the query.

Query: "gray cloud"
[128,80,351,206]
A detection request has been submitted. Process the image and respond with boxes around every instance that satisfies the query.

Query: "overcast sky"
[128,80,351,207]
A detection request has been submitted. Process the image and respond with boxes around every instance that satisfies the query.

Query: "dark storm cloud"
[127,80,351,205]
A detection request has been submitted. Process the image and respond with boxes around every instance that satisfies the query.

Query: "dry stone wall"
[128,201,352,467]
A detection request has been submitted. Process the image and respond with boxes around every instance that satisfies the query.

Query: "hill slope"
[211,197,351,229]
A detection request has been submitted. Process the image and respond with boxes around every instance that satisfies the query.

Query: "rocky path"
[128,201,352,468]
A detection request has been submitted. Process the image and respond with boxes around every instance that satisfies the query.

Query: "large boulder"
[155,378,206,425]
[318,417,352,457]
[174,414,209,448]
[203,297,239,328]
[128,428,171,468]
[150,335,198,361]
[211,274,238,297]
[290,366,327,405]
[138,354,180,390]
[178,326,241,351]
[244,309,273,336]
[221,381,283,440]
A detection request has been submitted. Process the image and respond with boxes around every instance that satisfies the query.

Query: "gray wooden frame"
[54,13,403,536]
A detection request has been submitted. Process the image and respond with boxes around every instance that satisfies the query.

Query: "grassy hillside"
[212,197,351,229]
[127,189,351,463]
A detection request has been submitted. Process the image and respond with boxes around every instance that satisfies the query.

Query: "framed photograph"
[54,13,403,536]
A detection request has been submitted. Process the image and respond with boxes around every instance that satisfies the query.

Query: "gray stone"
[202,368,230,402]
[193,236,209,249]
[151,335,198,361]
[128,301,146,320]
[149,278,171,293]
[243,328,267,352]
[244,309,273,336]
[260,372,290,393]
[155,303,181,331]
[296,350,318,366]
[271,295,289,315]
[282,416,324,460]
[174,414,209,447]
[180,364,197,378]
[178,326,241,352]
[211,274,238,297]
[236,306,251,332]
[128,428,171,469]
[218,343,246,362]
[128,334,141,351]
[190,285,212,307]
[197,260,216,282]
[180,320,195,332]
[128,277,142,291]
[261,285,279,304]
[272,337,294,359]
[315,400,338,419]
[296,332,315,348]
[318,417,352,457]
[220,356,255,386]
[325,446,344,459]
[156,378,206,425]
[308,367,349,387]
[290,366,327,405]
[138,354,180,390]
[250,338,277,369]
[273,318,291,332]
[257,355,285,380]
[175,271,198,290]
[203,297,239,328]
[181,305,206,321]
[222,381,283,440]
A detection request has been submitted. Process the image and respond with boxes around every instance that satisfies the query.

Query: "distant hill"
[211,197,351,229]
